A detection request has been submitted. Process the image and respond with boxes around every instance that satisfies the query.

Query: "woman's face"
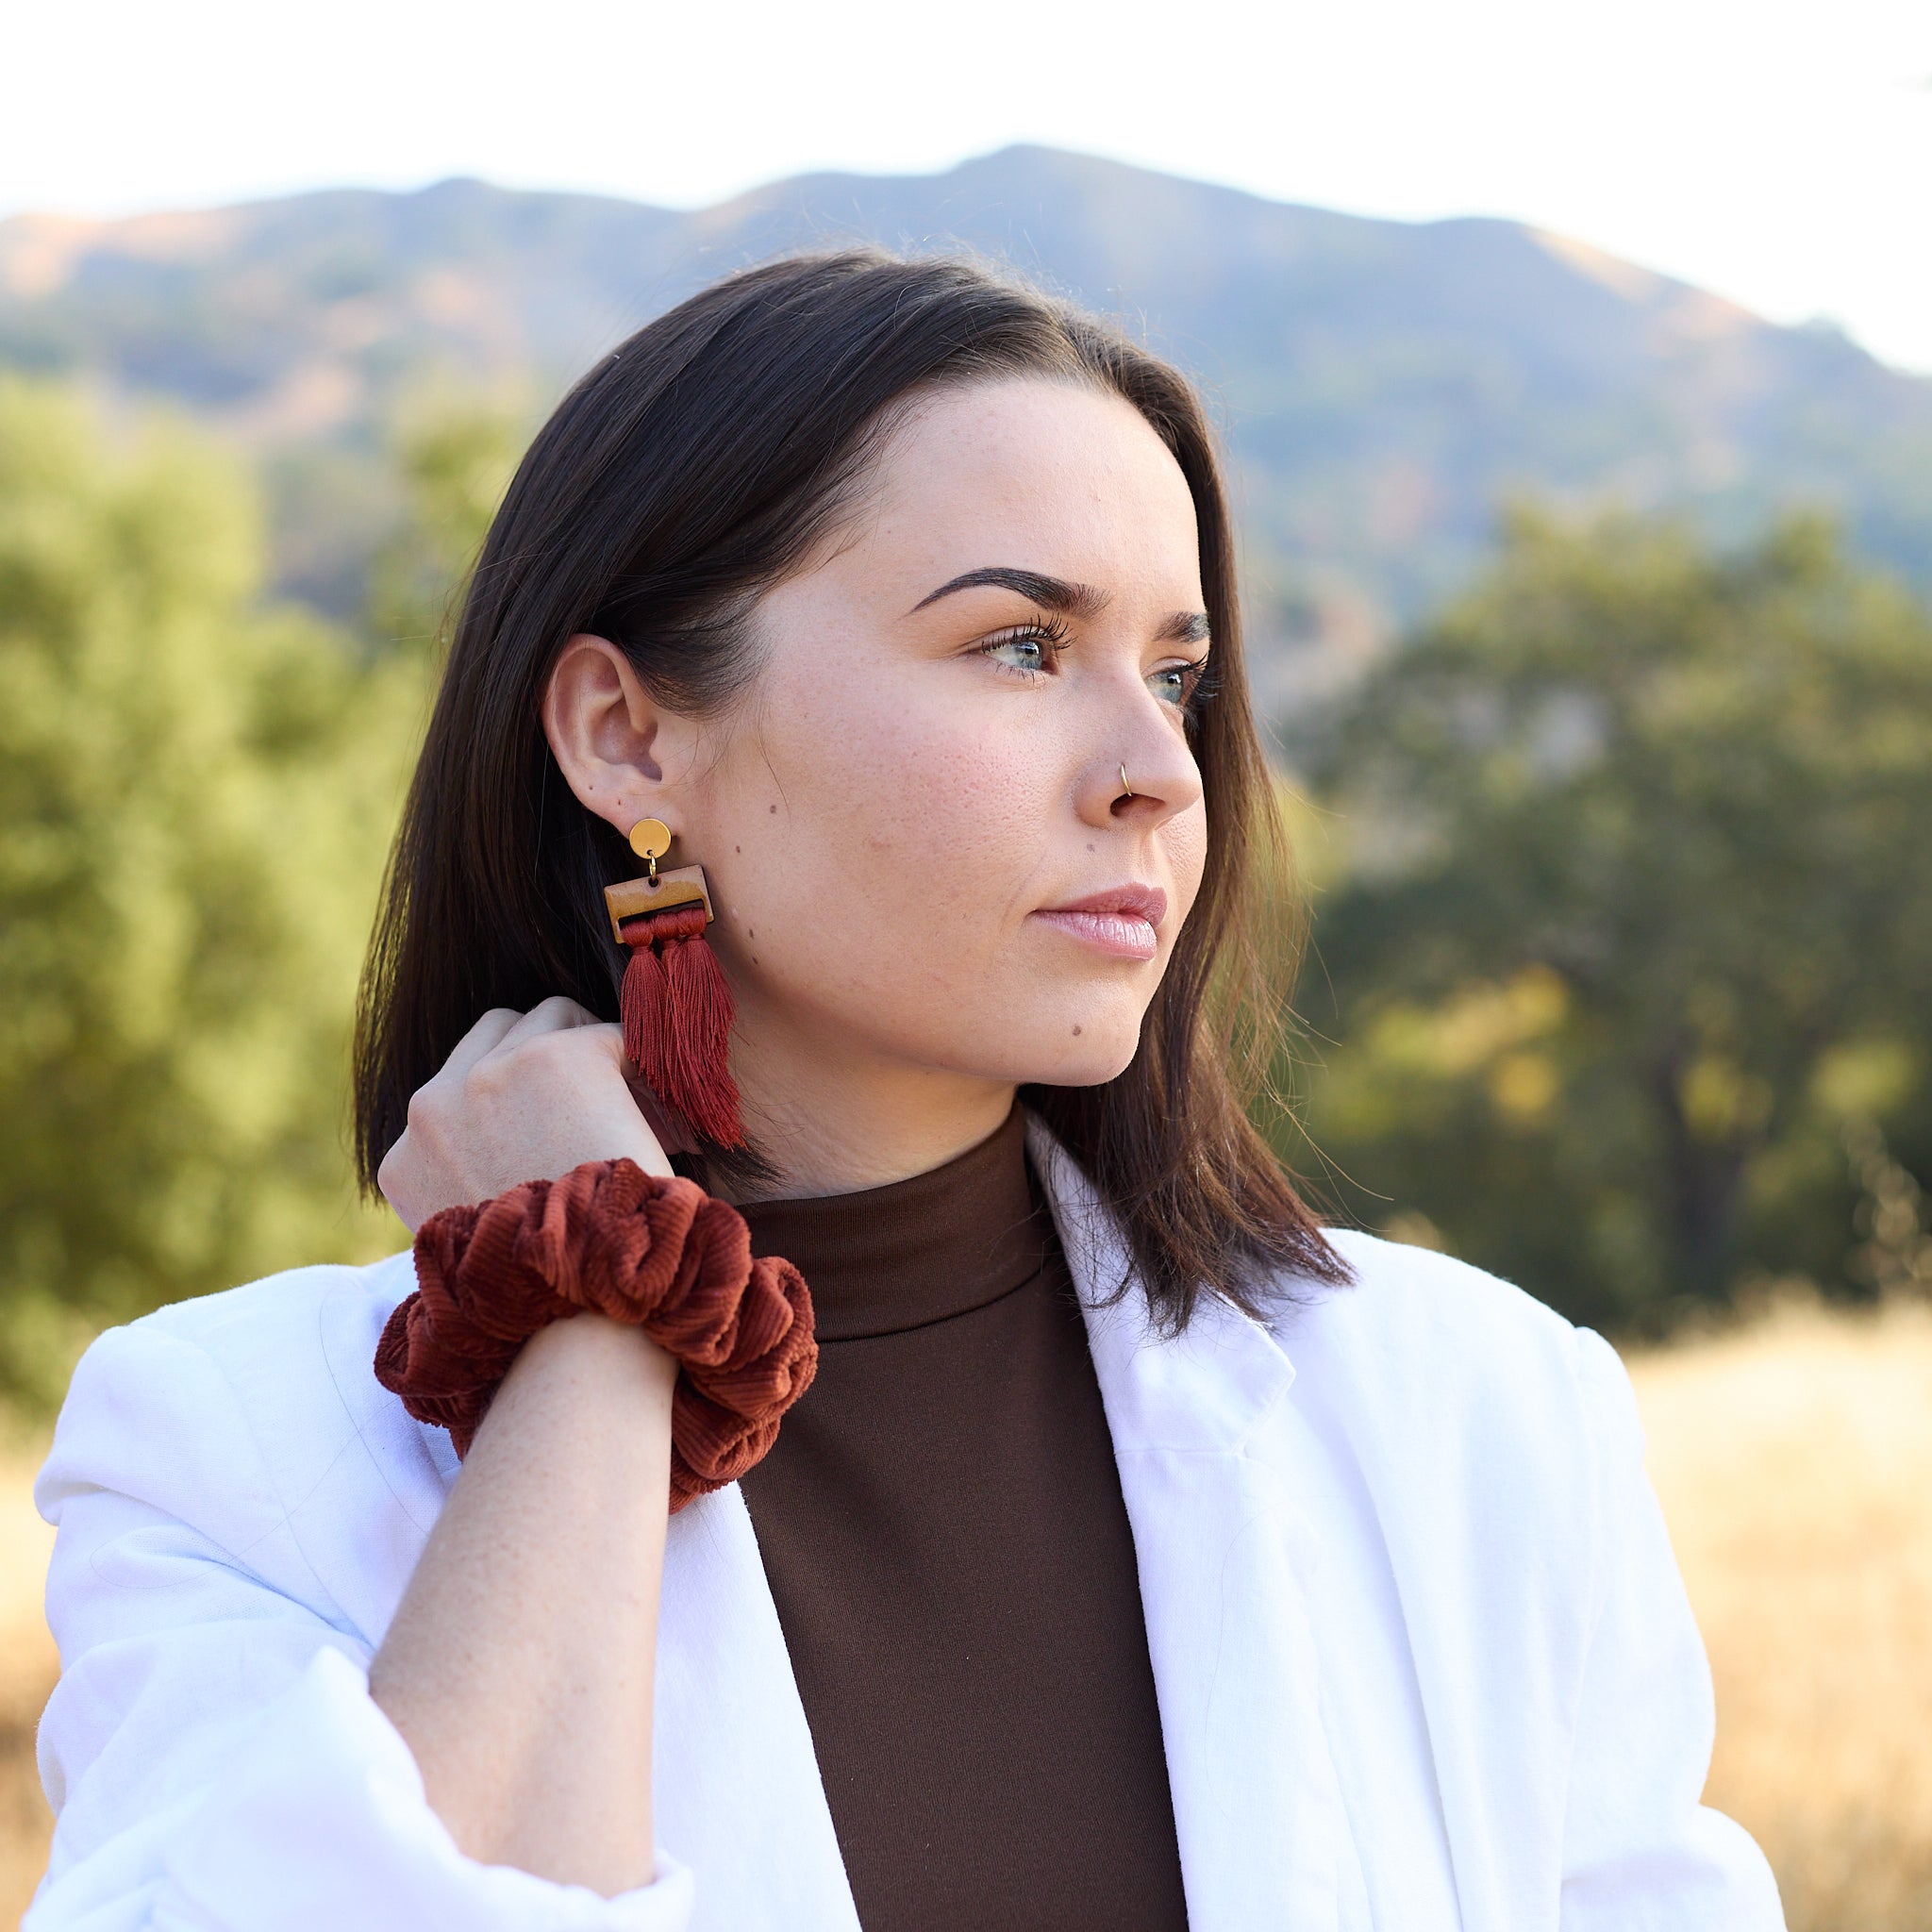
[700,376,1209,1092]
[568,376,1213,1115]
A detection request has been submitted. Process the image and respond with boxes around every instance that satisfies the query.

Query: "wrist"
[470,1316,677,1474]
[518,1310,678,1396]
[376,1158,817,1508]
[569,1119,675,1182]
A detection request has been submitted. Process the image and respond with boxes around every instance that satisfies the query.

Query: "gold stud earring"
[628,815,672,881]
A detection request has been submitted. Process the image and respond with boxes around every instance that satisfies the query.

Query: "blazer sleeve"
[1558,1327,1786,1931]
[27,1316,694,1932]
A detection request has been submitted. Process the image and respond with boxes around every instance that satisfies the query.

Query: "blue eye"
[986,634,1052,673]
[1152,658,1214,711]
[976,616,1072,680]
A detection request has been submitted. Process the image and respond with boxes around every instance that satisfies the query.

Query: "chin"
[882,985,1152,1091]
[997,1024,1142,1091]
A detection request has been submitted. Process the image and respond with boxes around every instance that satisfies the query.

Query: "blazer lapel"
[1029,1120,1358,1932]
[652,1483,862,1931]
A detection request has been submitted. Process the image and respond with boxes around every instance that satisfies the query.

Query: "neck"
[713,1006,1017,1206]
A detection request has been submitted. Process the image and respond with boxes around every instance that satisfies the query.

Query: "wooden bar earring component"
[606,866,714,941]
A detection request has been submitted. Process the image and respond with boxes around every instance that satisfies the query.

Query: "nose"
[1075,731,1204,833]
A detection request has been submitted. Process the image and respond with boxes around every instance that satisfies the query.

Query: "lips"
[1030,883,1168,961]
[1042,884,1168,924]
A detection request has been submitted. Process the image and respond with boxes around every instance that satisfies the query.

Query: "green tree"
[0,380,419,1406]
[1291,507,1932,1331]
[363,399,522,653]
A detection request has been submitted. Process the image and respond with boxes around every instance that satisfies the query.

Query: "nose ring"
[1119,762,1135,799]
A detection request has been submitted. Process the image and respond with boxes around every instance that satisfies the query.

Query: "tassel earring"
[606,817,745,1150]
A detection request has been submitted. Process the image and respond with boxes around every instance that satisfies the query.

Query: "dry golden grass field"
[1,1296,1928,1929]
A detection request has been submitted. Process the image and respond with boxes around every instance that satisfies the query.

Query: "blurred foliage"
[0,380,423,1407]
[363,401,522,652]
[3,369,1929,1399]
[1288,506,1932,1332]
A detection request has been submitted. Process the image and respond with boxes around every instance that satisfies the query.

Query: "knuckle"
[469,1050,521,1099]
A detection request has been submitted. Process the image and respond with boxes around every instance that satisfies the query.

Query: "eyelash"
[975,614,1219,722]
[1158,656,1220,720]
[975,616,1074,679]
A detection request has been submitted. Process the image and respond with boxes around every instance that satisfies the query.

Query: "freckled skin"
[687,382,1208,1096]
[546,379,1210,1183]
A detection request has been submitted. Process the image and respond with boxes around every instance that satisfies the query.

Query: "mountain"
[4,145,1928,691]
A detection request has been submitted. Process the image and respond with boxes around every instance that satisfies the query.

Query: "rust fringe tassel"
[617,903,745,1150]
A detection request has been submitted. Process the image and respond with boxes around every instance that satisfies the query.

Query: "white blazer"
[29,1120,1783,1930]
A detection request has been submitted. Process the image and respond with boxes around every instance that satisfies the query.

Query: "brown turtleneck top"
[737,1106,1191,1932]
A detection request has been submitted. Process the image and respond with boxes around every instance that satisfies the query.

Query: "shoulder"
[1288,1226,1627,1420]
[1312,1224,1581,1340]
[1252,1237,1656,1778]
[94,1249,418,1380]
[1272,1229,1640,1551]
[45,1251,421,1481]
[38,1248,449,1630]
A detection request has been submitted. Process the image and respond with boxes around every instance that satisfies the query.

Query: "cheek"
[709,675,1059,1004]
[1167,798,1209,920]
[857,740,1045,903]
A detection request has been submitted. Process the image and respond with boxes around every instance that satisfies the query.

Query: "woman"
[30,252,1782,1930]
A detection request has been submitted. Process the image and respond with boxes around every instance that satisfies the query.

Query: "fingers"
[517,1018,688,1167]
[548,1023,692,1154]
[433,1001,606,1102]
[491,995,604,1054]
[387,997,671,1228]
[436,1007,525,1089]
[571,1020,629,1067]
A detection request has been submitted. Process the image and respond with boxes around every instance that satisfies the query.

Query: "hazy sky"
[6,0,1929,371]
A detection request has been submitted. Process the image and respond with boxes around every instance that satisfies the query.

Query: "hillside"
[4,145,1928,680]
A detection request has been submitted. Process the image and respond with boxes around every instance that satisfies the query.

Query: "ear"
[542,634,698,840]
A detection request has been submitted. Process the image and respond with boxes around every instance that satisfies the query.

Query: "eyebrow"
[910,566,1211,649]
[910,566,1108,619]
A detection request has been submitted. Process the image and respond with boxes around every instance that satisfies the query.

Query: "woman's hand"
[378,996,677,1235]
[373,994,686,1887]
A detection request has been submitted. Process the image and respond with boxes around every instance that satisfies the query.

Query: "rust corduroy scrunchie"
[374,1158,816,1511]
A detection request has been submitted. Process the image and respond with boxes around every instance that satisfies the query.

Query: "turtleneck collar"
[737,1103,1046,1341]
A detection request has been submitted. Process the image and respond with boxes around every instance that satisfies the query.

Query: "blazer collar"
[1024,1113,1300,1454]
[1026,1114,1357,1932]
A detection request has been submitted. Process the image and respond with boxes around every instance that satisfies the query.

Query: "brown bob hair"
[354,249,1346,1330]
